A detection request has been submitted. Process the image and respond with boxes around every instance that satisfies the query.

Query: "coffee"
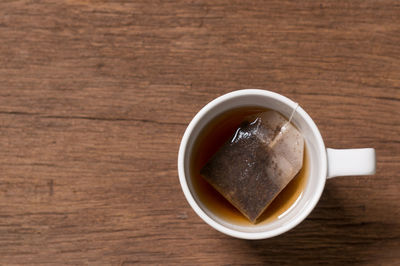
[189,106,309,226]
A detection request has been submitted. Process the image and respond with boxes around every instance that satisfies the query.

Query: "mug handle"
[326,148,376,179]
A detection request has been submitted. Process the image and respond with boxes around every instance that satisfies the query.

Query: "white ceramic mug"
[178,89,376,240]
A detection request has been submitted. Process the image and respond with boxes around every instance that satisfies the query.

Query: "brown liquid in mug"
[189,106,309,225]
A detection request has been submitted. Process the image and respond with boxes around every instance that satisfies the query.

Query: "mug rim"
[178,89,327,239]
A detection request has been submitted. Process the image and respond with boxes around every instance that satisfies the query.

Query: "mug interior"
[179,90,327,239]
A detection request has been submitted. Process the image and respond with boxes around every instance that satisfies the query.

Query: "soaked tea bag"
[200,107,304,223]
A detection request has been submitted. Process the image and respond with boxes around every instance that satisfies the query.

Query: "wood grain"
[0,0,399,265]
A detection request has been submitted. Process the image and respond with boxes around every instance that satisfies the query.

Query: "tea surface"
[190,107,309,225]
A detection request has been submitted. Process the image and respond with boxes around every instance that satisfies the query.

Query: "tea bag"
[200,107,304,223]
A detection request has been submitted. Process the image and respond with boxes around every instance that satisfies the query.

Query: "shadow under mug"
[178,89,376,240]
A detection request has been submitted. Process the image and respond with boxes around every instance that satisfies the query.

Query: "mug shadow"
[222,182,397,265]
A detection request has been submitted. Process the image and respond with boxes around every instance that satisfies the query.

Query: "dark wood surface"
[0,0,399,265]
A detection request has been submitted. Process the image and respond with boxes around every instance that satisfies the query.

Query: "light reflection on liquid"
[278,191,303,220]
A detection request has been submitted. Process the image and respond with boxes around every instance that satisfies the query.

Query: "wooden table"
[1,1,399,265]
